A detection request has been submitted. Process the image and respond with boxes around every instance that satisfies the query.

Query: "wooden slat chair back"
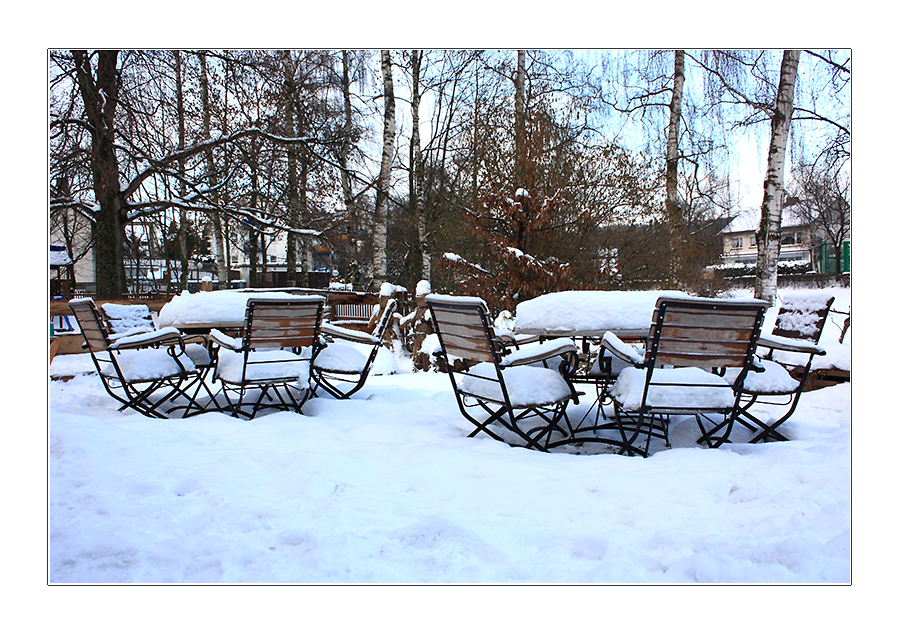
[244,299,324,350]
[100,303,155,339]
[209,296,326,418]
[771,294,835,344]
[426,295,579,451]
[69,298,112,353]
[650,301,765,369]
[311,299,399,399]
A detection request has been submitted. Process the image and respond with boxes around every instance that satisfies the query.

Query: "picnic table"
[515,290,688,339]
[156,290,301,334]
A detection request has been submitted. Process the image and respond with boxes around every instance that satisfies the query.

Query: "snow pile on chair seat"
[771,342,850,372]
[101,348,195,381]
[460,364,572,407]
[610,367,735,411]
[313,343,369,373]
[723,359,799,394]
[184,344,212,367]
[216,349,310,383]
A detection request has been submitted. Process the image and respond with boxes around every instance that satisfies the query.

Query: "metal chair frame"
[209,297,326,419]
[311,298,398,399]
[427,295,579,451]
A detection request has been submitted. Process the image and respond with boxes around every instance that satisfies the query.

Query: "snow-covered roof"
[50,244,72,267]
[723,209,807,234]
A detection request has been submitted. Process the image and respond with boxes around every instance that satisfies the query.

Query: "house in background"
[720,211,850,274]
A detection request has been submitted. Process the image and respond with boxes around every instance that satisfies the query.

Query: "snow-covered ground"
[48,287,853,593]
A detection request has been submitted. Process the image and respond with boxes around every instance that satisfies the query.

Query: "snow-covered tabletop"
[515,290,689,336]
[157,290,310,330]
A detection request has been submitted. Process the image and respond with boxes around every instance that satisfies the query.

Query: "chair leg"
[695,412,735,448]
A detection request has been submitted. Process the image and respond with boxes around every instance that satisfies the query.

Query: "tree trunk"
[666,50,686,286]
[410,50,430,282]
[339,50,360,287]
[72,49,127,298]
[514,50,526,189]
[174,51,190,291]
[199,50,229,289]
[755,49,801,305]
[373,50,396,287]
[283,51,300,287]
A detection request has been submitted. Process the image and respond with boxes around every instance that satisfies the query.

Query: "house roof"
[723,209,807,235]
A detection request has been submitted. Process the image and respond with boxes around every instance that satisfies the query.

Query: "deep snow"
[46,286,855,589]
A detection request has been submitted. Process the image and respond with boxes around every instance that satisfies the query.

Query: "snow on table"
[515,290,688,335]
[156,290,311,329]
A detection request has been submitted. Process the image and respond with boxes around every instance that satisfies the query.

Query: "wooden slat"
[442,343,494,363]
[659,324,756,342]
[655,351,750,367]
[68,303,110,351]
[661,309,760,330]
[435,321,490,339]
[657,337,752,356]
[439,331,493,355]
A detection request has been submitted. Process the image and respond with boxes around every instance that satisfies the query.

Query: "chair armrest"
[600,332,646,366]
[108,327,183,351]
[757,334,826,356]
[209,328,243,351]
[321,322,380,344]
[500,339,578,367]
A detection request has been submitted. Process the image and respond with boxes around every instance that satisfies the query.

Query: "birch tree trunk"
[283,51,300,287]
[514,50,526,189]
[199,50,230,288]
[373,49,396,287]
[755,49,801,305]
[665,50,686,286]
[410,50,430,282]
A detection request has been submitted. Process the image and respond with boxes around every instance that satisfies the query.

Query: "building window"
[750,235,757,247]
[781,232,802,246]
[731,237,743,249]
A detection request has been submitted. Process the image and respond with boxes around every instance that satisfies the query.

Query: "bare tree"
[791,159,850,279]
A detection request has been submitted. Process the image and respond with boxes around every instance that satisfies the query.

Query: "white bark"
[514,50,526,187]
[666,50,685,285]
[373,50,396,287]
[410,50,430,282]
[755,50,801,305]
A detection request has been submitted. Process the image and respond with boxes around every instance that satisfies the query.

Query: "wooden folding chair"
[311,298,398,399]
[101,301,217,415]
[601,296,767,456]
[728,293,834,442]
[426,295,579,451]
[68,298,199,418]
[208,296,326,419]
